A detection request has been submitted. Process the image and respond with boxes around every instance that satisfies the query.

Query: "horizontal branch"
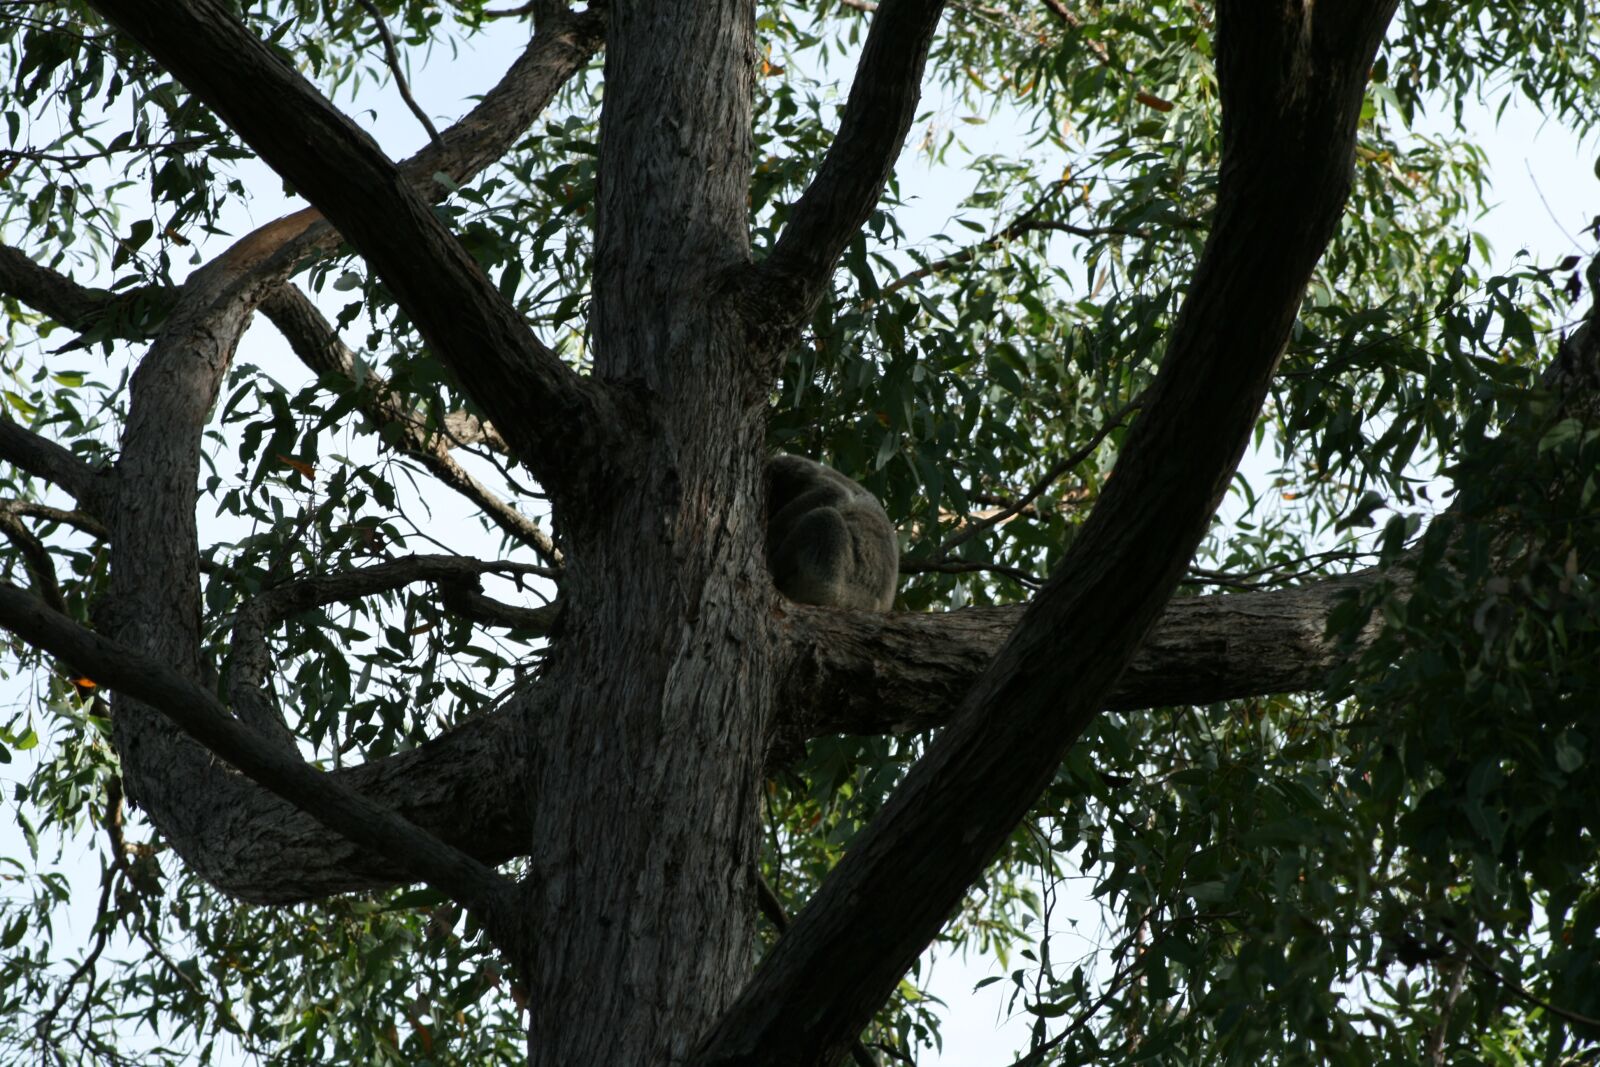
[0,580,516,933]
[773,570,1378,742]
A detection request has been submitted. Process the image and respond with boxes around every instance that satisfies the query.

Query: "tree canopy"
[1,1,1599,1064]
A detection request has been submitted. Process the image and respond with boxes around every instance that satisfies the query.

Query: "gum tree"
[2,0,1599,1063]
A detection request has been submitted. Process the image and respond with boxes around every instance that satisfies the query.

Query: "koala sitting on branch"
[766,454,898,612]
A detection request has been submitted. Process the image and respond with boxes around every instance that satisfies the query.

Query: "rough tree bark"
[0,0,1512,1064]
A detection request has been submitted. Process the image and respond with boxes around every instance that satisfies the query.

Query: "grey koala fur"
[766,454,898,611]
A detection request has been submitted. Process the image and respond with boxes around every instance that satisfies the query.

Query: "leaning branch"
[0,416,112,516]
[89,0,617,496]
[742,0,949,341]
[0,580,517,936]
[258,285,560,564]
[695,3,1399,1061]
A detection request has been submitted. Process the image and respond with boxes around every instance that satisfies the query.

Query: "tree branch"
[0,416,112,516]
[89,0,619,496]
[353,0,443,148]
[0,505,65,612]
[0,240,176,343]
[772,570,1379,744]
[258,284,560,564]
[935,395,1141,559]
[741,0,949,344]
[696,3,1399,1061]
[0,580,518,943]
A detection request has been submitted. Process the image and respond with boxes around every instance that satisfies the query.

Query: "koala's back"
[766,455,897,611]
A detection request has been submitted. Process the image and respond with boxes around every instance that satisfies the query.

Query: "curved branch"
[740,0,948,343]
[225,554,551,742]
[0,506,65,612]
[90,0,619,494]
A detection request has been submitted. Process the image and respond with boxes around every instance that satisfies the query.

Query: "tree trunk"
[518,4,771,1061]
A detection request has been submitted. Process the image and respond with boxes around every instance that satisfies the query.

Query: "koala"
[766,454,898,611]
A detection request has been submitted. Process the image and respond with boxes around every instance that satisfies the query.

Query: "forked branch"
[88,0,617,496]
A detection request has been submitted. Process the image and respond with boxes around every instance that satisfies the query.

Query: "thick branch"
[774,572,1376,742]
[697,3,1399,1062]
[89,0,618,495]
[258,285,559,563]
[741,0,948,341]
[0,581,516,935]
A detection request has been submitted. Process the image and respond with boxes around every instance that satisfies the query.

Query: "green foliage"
[1,0,1598,1063]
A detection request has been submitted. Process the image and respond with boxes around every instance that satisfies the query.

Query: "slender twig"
[898,558,1042,588]
[869,218,1142,310]
[1459,943,1600,1031]
[938,396,1142,559]
[354,0,443,148]
[259,285,562,565]
[35,778,132,1043]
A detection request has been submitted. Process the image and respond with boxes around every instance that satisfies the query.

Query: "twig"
[938,396,1142,559]
[259,285,562,566]
[354,0,443,148]
[898,558,1042,588]
[35,779,128,1043]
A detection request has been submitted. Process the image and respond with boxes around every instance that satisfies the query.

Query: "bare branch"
[896,558,1041,587]
[0,500,110,540]
[439,584,559,632]
[742,0,948,342]
[258,284,560,563]
[0,579,518,941]
[89,0,618,493]
[353,0,443,148]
